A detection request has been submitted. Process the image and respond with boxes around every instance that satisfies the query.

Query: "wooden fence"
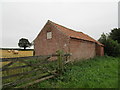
[0,52,70,88]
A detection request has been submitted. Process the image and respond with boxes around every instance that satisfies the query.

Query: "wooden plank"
[18,60,32,66]
[0,55,50,62]
[2,66,51,80]
[17,57,53,68]
[1,57,56,72]
[3,72,50,88]
[3,70,57,88]
[2,68,39,79]
[0,61,15,71]
[29,61,51,67]
[1,60,31,71]
[16,75,56,88]
[2,65,30,71]
[0,54,71,62]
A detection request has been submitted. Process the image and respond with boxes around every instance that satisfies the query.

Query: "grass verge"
[30,56,118,88]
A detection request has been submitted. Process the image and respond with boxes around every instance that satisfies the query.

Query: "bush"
[98,33,120,57]
[104,39,120,57]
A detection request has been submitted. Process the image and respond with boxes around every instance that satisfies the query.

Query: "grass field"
[29,56,119,88]
[0,50,33,67]
[0,50,33,58]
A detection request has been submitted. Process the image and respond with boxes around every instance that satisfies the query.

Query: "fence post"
[56,50,64,74]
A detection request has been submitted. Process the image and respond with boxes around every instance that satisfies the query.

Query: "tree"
[98,33,120,57]
[109,28,120,43]
[104,38,120,57]
[98,33,107,44]
[18,38,32,50]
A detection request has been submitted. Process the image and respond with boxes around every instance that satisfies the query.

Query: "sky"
[0,0,118,48]
[118,1,120,28]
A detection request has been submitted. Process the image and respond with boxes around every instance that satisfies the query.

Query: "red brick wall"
[69,38,96,60]
[96,44,104,56]
[34,22,70,56]
[34,22,103,60]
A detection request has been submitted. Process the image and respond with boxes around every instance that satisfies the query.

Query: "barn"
[34,20,104,60]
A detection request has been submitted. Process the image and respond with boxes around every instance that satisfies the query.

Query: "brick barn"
[34,20,104,60]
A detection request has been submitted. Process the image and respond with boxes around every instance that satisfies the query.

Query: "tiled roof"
[49,20,103,46]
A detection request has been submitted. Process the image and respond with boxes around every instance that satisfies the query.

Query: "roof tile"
[49,20,103,46]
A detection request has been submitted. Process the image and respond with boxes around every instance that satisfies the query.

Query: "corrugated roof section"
[49,20,103,46]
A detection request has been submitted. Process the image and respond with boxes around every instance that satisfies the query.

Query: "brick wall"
[34,22,70,56]
[96,44,104,56]
[69,38,96,60]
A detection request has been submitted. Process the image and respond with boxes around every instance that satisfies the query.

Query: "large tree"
[18,38,31,50]
[109,28,120,43]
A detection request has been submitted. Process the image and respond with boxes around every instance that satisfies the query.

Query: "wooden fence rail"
[0,54,70,62]
[1,53,71,88]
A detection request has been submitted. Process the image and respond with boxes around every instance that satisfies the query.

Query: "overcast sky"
[0,0,118,48]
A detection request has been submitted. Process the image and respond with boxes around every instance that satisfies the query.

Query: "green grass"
[30,56,119,88]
